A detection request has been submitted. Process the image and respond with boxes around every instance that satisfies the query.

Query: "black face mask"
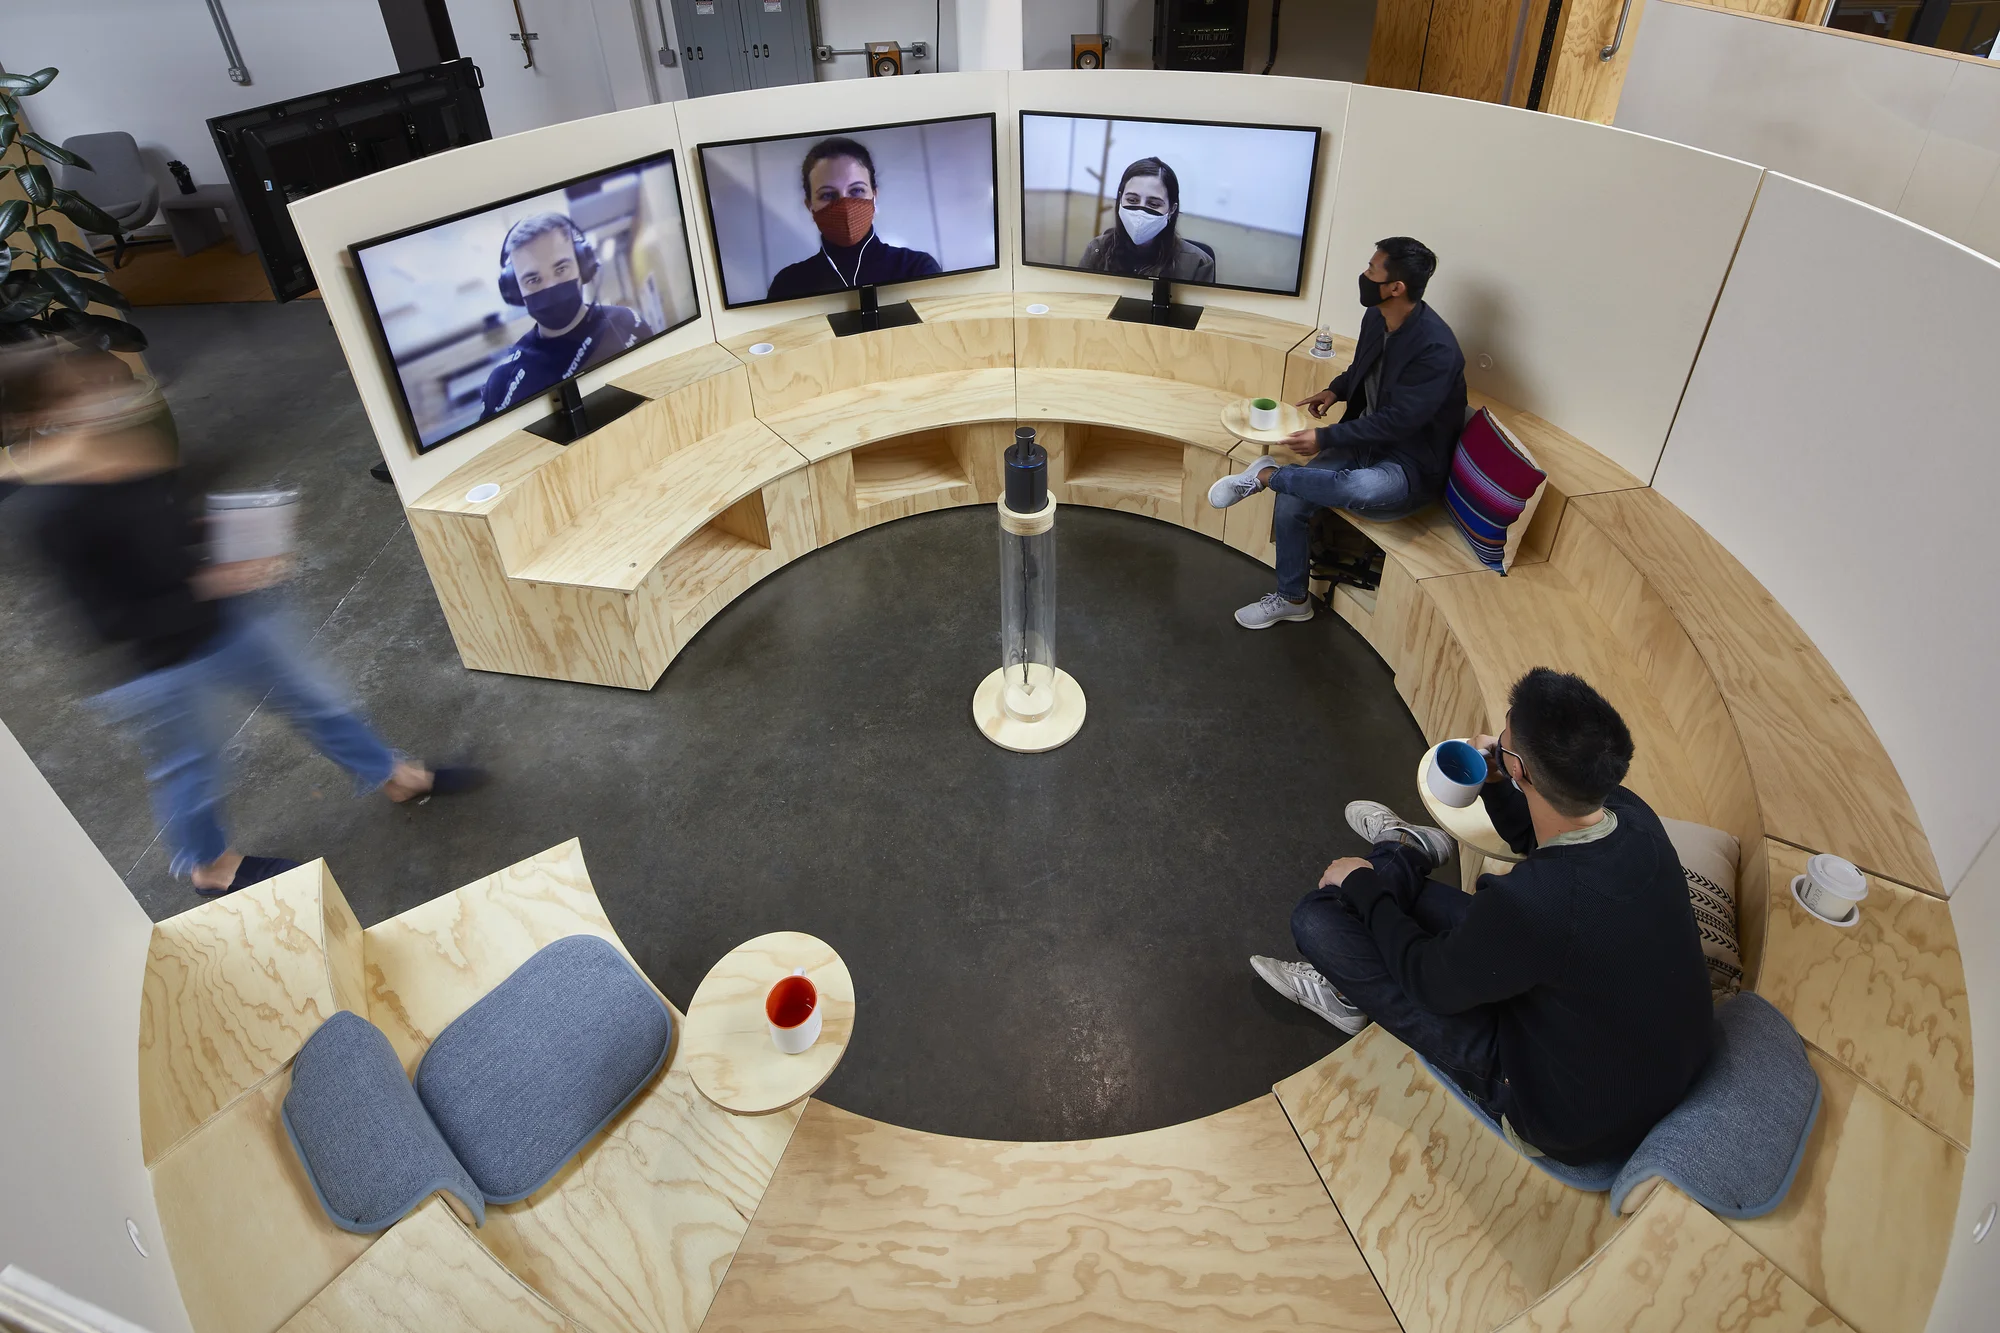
[523,278,585,331]
[1358,271,1388,307]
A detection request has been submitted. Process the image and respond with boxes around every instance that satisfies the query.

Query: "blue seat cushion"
[1421,991,1819,1218]
[282,1010,484,1233]
[414,935,673,1203]
[1610,992,1821,1218]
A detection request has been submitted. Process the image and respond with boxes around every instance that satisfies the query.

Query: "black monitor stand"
[827,284,923,338]
[1109,276,1204,331]
[525,379,649,446]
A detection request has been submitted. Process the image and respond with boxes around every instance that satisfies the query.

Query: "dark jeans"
[1266,454,1413,599]
[1291,842,1505,1112]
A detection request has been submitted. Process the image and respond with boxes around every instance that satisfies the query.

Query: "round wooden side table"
[1415,742,1527,865]
[682,931,854,1115]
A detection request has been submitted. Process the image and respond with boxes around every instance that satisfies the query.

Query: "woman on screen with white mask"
[1078,157,1217,284]
[765,136,943,301]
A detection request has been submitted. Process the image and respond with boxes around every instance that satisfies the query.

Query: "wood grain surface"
[1275,1024,1627,1333]
[1568,490,1942,895]
[1497,1184,1852,1331]
[1016,367,1242,454]
[1756,840,1972,1149]
[759,368,1020,462]
[151,1070,373,1333]
[140,860,363,1165]
[701,1095,1400,1331]
[612,342,745,402]
[1060,427,1231,539]
[681,932,855,1116]
[280,1198,582,1333]
[1725,1051,1962,1333]
[725,310,1014,415]
[478,1046,802,1333]
[1016,307,1305,397]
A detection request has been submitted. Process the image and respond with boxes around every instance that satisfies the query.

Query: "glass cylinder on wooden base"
[973,428,1086,752]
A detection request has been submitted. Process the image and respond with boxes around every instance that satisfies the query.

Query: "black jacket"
[480,303,652,419]
[1338,784,1714,1164]
[765,234,941,302]
[1321,302,1468,500]
[29,472,221,675]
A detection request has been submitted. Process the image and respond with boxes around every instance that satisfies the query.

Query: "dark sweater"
[1321,302,1468,500]
[765,234,941,301]
[29,472,221,674]
[1338,784,1713,1164]
[480,303,652,419]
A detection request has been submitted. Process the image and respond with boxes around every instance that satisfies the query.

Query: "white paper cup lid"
[465,482,500,504]
[748,342,775,356]
[1025,303,1050,315]
[1806,853,1868,899]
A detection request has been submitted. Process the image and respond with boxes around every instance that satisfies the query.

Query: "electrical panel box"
[672,0,813,96]
[1152,0,1249,71]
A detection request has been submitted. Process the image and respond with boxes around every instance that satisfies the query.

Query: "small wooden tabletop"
[1416,744,1526,864]
[682,931,854,1115]
[1220,398,1311,446]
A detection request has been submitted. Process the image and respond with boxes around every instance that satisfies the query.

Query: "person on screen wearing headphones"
[1077,157,1216,284]
[480,212,654,420]
[765,137,943,301]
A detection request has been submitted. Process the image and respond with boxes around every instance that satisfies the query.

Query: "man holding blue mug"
[1249,668,1715,1167]
[1208,237,1467,630]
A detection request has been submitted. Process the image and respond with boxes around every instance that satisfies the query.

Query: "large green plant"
[0,66,145,352]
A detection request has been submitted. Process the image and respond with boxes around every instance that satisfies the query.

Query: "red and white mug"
[766,968,821,1054]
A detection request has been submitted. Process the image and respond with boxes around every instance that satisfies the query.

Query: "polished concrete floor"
[0,302,1440,1142]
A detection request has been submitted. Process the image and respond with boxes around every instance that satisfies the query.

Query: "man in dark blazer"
[1209,237,1468,629]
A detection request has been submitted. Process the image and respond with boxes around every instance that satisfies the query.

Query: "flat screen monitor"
[1018,111,1321,297]
[697,114,999,311]
[211,59,490,303]
[352,150,701,454]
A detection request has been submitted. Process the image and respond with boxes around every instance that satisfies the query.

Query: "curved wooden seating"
[148,841,798,1333]
[701,1095,1399,1331]
[161,294,1967,1333]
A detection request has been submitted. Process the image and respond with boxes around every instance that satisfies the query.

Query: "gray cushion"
[1610,991,1820,1218]
[415,935,673,1203]
[1419,1056,1624,1192]
[282,1011,484,1233]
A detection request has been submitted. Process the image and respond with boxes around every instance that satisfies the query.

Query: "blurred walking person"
[2,339,483,897]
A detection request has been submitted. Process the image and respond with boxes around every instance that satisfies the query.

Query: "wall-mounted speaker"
[1071,34,1106,69]
[866,41,903,77]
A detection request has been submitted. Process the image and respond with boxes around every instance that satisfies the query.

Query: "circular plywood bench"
[150,299,1965,1333]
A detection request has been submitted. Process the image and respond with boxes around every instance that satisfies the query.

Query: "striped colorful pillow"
[1446,407,1545,573]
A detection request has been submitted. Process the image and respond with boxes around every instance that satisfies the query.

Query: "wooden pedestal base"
[973,665,1086,752]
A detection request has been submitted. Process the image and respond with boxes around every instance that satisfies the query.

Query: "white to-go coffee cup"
[1249,397,1280,432]
[766,968,821,1054]
[1427,739,1488,809]
[1792,854,1868,927]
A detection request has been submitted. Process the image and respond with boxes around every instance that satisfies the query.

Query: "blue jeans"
[1266,455,1413,600]
[1290,842,1505,1112]
[93,597,398,876]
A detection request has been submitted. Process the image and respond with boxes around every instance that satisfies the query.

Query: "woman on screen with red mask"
[1078,156,1216,284]
[764,136,943,301]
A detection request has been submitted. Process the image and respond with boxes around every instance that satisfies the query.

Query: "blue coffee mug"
[1429,739,1489,808]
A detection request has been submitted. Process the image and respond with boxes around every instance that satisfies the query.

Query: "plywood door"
[1420,0,1533,102]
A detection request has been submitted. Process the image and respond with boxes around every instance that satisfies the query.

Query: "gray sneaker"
[1346,800,1454,868]
[1207,454,1281,508]
[1251,956,1371,1035]
[1235,592,1314,629]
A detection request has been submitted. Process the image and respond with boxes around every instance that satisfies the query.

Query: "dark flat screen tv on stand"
[1017,110,1322,330]
[349,149,703,455]
[695,114,999,338]
[209,59,490,304]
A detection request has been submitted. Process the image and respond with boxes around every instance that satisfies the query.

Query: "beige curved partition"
[154,65,1981,1333]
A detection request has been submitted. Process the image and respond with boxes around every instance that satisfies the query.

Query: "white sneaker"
[1208,454,1281,508]
[1235,592,1314,629]
[1251,956,1371,1035]
[1345,800,1454,868]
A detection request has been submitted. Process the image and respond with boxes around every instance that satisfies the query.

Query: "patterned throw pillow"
[1661,817,1745,997]
[1446,407,1546,573]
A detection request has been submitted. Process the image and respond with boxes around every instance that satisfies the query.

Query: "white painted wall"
[445,0,664,137]
[1651,172,2000,892]
[1023,0,1154,69]
[820,0,949,79]
[1935,827,2000,1331]
[0,719,190,1333]
[1325,85,1764,481]
[1617,0,2000,262]
[957,0,1026,70]
[9,0,397,192]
